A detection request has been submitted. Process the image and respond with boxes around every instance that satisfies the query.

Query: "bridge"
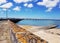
[0,18,45,23]
[0,18,60,23]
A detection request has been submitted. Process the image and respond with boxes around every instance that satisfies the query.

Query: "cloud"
[0,2,13,9]
[0,0,7,5]
[23,0,32,2]
[28,4,33,8]
[46,8,52,12]
[24,3,28,7]
[37,0,59,12]
[24,3,33,8]
[14,0,33,3]
[13,6,21,11]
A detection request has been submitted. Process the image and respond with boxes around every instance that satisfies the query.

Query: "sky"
[0,0,60,19]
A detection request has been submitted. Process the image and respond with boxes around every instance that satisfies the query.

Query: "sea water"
[17,19,60,28]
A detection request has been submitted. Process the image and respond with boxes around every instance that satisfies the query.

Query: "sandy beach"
[18,25,60,43]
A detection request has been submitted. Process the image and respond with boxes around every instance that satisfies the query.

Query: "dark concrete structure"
[0,18,23,23]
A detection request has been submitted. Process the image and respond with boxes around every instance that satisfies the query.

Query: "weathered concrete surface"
[0,20,17,43]
[8,20,48,43]
[0,20,48,43]
[0,21,11,43]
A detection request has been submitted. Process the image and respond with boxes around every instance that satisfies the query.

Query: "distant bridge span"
[0,18,45,23]
[0,18,59,23]
[0,18,42,23]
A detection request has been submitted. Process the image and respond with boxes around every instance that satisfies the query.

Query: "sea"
[17,19,60,28]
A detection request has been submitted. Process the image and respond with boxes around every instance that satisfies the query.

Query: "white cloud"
[27,4,33,8]
[14,0,33,3]
[14,0,23,3]
[37,0,59,12]
[46,8,52,12]
[0,2,13,9]
[13,6,21,11]
[23,0,32,2]
[0,0,7,5]
[24,3,28,7]
[24,3,33,8]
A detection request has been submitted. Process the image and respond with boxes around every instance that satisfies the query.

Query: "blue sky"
[0,0,60,19]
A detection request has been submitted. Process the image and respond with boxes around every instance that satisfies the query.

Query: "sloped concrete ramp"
[0,20,17,43]
[0,20,47,43]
